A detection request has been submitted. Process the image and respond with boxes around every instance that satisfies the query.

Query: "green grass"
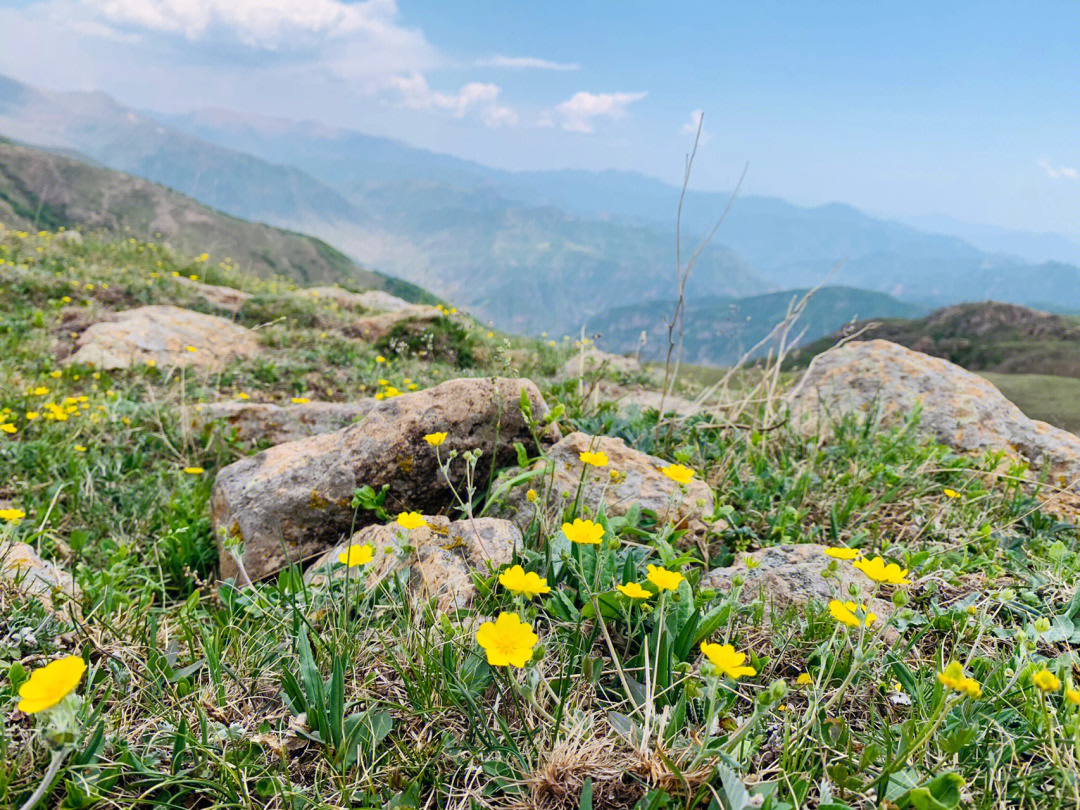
[3,228,1080,809]
[981,372,1080,434]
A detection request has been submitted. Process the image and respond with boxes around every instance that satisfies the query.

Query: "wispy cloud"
[554,90,647,134]
[680,109,710,143]
[474,54,579,71]
[1038,158,1080,180]
[389,73,517,127]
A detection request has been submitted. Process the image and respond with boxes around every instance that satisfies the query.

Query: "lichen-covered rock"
[701,543,892,619]
[1,542,78,614]
[492,431,714,533]
[195,400,376,444]
[66,305,259,370]
[343,306,443,342]
[212,377,547,582]
[174,276,252,313]
[790,339,1080,488]
[305,286,413,313]
[306,516,519,611]
[598,382,702,417]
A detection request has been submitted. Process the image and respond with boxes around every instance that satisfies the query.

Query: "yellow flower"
[424,432,447,447]
[184,345,197,353]
[646,564,684,591]
[616,582,652,600]
[183,467,204,475]
[0,508,27,523]
[526,488,538,503]
[796,673,812,685]
[562,518,604,545]
[938,661,982,698]
[700,642,756,679]
[237,392,249,400]
[824,546,859,560]
[1033,669,1061,693]
[32,387,49,396]
[290,397,310,404]
[407,384,418,390]
[337,543,374,568]
[1066,688,1080,705]
[397,511,428,530]
[829,599,877,628]
[49,370,62,378]
[853,556,909,585]
[24,412,38,421]
[475,612,538,668]
[74,445,87,453]
[579,450,609,468]
[0,423,16,434]
[662,464,695,485]
[943,488,961,499]
[17,656,86,714]
[375,355,386,364]
[499,565,551,597]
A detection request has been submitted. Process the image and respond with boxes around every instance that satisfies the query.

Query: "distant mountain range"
[6,73,1080,346]
[590,286,925,366]
[0,137,425,299]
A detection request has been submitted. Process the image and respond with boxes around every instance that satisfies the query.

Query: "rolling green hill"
[788,301,1080,378]
[0,138,428,298]
[590,286,925,365]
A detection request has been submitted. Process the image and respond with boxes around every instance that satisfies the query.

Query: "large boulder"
[790,339,1080,487]
[305,286,413,313]
[492,431,714,533]
[701,543,893,620]
[306,516,519,611]
[212,377,547,582]
[174,277,252,314]
[66,305,259,370]
[1,542,78,614]
[195,400,376,445]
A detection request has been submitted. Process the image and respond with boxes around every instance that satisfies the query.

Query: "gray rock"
[304,286,413,313]
[789,339,1080,488]
[1,542,78,614]
[701,543,892,619]
[491,430,714,534]
[306,516,520,611]
[560,348,642,381]
[174,276,252,314]
[66,305,258,370]
[195,400,376,444]
[212,377,547,582]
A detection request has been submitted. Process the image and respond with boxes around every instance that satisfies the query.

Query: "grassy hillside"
[5,230,1080,807]
[591,286,925,365]
[0,138,431,297]
[788,301,1080,378]
[980,372,1080,433]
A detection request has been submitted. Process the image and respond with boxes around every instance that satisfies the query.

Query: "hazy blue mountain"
[899,213,1080,267]
[589,286,926,365]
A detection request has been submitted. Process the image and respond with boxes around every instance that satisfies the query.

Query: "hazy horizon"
[3,1,1080,239]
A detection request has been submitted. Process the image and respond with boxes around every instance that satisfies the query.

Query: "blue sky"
[2,0,1080,235]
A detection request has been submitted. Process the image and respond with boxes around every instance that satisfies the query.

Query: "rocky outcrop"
[305,286,413,313]
[790,339,1080,488]
[597,382,702,417]
[492,431,714,533]
[174,276,252,314]
[306,516,519,611]
[65,305,259,370]
[195,400,375,445]
[1,542,77,614]
[212,377,547,582]
[342,306,443,342]
[701,543,892,619]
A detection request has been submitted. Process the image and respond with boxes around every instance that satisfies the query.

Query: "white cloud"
[389,73,516,127]
[554,90,647,134]
[90,0,418,49]
[474,54,579,71]
[1038,158,1080,180]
